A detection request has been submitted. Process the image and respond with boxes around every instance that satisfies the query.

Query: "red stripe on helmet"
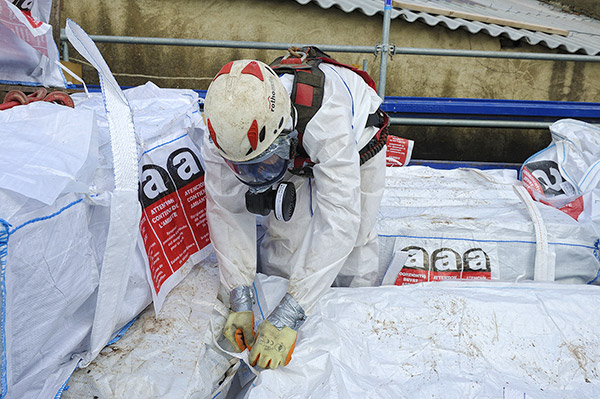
[213,61,233,81]
[207,118,219,149]
[247,120,259,150]
[241,61,264,81]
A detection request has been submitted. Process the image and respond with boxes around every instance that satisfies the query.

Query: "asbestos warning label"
[139,141,211,310]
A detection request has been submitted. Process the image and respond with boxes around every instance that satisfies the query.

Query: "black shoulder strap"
[269,48,326,139]
[269,47,387,176]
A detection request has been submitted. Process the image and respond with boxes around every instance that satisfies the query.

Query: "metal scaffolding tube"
[59,34,600,66]
[389,117,600,129]
[58,3,600,126]
[392,46,600,62]
[378,0,393,98]
[59,30,377,61]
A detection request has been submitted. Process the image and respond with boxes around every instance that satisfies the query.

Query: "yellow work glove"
[249,320,297,369]
[223,310,255,352]
[223,286,255,352]
[249,293,306,369]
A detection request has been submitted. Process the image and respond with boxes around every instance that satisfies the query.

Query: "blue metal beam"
[408,159,521,171]
[381,96,600,123]
[192,89,600,123]
[78,86,600,125]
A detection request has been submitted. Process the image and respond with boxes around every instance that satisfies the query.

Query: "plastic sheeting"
[241,276,600,398]
[61,256,236,399]
[232,156,600,398]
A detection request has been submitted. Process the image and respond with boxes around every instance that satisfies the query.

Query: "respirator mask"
[224,131,298,221]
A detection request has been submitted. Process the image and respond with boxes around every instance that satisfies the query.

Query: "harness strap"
[270,46,389,177]
[291,66,325,138]
[359,109,390,165]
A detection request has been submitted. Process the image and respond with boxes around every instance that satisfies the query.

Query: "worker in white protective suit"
[200,49,387,370]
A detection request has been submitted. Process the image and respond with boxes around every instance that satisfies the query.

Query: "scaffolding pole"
[59,32,600,64]
[388,118,594,129]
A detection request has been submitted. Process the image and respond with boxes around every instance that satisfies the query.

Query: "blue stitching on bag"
[1,198,85,398]
[587,239,600,285]
[0,220,10,399]
[580,160,600,191]
[9,199,84,236]
[106,316,139,346]
[378,233,597,250]
[53,380,69,398]
[138,133,188,161]
[519,144,555,180]
[558,142,578,193]
[53,314,139,398]
[0,79,41,87]
[252,282,265,321]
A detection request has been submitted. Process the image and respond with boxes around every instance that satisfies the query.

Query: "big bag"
[521,119,600,229]
[0,20,210,399]
[0,0,65,87]
[377,165,600,287]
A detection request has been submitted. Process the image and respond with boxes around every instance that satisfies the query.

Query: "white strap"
[513,185,556,282]
[54,60,89,97]
[65,19,141,361]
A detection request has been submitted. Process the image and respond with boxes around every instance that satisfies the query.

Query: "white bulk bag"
[521,119,600,231]
[377,166,600,287]
[0,20,212,399]
[0,0,65,87]
[240,275,600,399]
[0,100,148,399]
[73,81,212,315]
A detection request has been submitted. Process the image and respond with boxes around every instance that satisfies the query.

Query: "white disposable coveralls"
[201,62,385,313]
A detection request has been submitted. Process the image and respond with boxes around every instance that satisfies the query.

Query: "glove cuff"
[230,285,253,312]
[267,293,306,331]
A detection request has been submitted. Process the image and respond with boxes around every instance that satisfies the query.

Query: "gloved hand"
[249,293,306,369]
[250,320,297,369]
[223,310,255,352]
[222,286,254,352]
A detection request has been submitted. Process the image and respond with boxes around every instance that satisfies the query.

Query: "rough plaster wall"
[61,0,599,162]
[539,0,600,19]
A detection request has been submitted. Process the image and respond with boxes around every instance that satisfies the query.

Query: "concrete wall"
[60,0,600,163]
[539,0,600,19]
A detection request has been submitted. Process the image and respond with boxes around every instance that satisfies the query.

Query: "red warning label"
[386,135,414,167]
[139,145,210,294]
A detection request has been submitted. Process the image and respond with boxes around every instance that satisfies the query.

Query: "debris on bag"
[61,257,237,399]
[239,275,600,399]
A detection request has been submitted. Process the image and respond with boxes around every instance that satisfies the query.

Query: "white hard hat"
[204,59,292,162]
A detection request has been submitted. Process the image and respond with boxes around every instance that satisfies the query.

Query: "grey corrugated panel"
[294,0,600,55]
[295,0,402,17]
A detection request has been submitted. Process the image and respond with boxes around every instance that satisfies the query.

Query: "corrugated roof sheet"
[294,0,600,55]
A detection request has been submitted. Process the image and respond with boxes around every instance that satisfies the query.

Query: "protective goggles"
[224,130,297,191]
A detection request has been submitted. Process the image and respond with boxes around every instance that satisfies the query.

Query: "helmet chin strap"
[286,106,299,161]
[289,105,298,131]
